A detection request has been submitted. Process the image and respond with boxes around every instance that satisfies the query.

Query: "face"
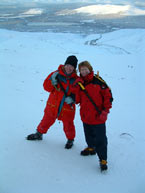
[80,66,90,77]
[64,64,75,75]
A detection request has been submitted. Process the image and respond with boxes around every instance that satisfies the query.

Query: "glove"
[51,72,59,86]
[65,96,74,104]
[73,77,84,86]
[99,111,108,122]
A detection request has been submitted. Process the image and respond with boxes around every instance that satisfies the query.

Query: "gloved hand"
[51,71,59,86]
[65,96,74,104]
[99,111,108,122]
[73,77,84,86]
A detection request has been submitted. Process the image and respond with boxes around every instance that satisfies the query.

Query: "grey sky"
[0,0,145,5]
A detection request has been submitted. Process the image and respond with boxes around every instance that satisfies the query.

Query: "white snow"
[57,4,145,16]
[0,9,44,19]
[1,28,145,193]
[22,8,44,15]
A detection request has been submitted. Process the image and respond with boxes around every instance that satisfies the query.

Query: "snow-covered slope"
[0,29,145,193]
[57,4,145,16]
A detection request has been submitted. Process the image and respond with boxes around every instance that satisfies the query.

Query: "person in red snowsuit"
[72,61,113,170]
[27,56,78,149]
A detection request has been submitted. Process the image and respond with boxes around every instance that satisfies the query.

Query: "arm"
[100,86,113,113]
[70,77,84,104]
[99,86,113,121]
[43,71,58,92]
[70,84,81,104]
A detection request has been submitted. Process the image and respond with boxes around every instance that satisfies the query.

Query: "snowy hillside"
[1,28,145,193]
[57,4,145,16]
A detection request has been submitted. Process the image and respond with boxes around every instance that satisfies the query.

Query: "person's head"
[64,55,78,75]
[78,61,93,77]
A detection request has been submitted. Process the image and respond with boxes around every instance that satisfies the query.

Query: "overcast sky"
[0,0,145,6]
[0,0,144,3]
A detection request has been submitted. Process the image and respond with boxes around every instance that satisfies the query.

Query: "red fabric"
[37,107,75,140]
[73,77,84,86]
[37,65,78,140]
[99,111,108,122]
[72,71,112,124]
[81,71,94,84]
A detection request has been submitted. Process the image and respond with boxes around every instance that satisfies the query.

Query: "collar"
[81,71,94,84]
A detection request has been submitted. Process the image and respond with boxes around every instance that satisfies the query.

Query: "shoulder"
[92,75,109,89]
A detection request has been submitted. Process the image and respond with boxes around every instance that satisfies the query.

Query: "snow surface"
[22,8,44,15]
[0,8,44,19]
[57,4,145,16]
[75,4,145,16]
[1,28,145,193]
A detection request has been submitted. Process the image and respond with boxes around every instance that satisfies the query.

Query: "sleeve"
[100,85,113,113]
[43,71,57,92]
[70,85,81,104]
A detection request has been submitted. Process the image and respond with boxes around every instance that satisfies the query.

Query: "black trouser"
[83,123,108,161]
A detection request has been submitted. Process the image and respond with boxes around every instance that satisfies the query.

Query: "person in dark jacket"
[72,61,113,171]
[27,55,78,149]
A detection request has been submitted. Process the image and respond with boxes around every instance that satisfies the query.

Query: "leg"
[93,123,108,161]
[80,123,97,156]
[27,106,57,140]
[83,123,95,148]
[62,120,75,149]
[62,120,75,140]
[37,107,57,134]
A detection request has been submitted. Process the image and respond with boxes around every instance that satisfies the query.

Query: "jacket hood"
[58,64,78,79]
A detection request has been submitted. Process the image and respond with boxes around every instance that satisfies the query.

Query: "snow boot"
[100,160,108,171]
[65,139,74,149]
[26,131,43,140]
[80,147,96,156]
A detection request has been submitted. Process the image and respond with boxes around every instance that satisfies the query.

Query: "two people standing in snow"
[27,56,113,171]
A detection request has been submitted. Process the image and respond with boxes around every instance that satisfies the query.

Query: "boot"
[65,139,74,149]
[26,131,43,140]
[80,147,96,156]
[100,160,108,171]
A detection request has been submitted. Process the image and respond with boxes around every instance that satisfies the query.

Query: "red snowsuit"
[72,71,113,125]
[37,65,78,140]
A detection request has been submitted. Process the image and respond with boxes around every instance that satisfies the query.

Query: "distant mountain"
[56,4,145,16]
